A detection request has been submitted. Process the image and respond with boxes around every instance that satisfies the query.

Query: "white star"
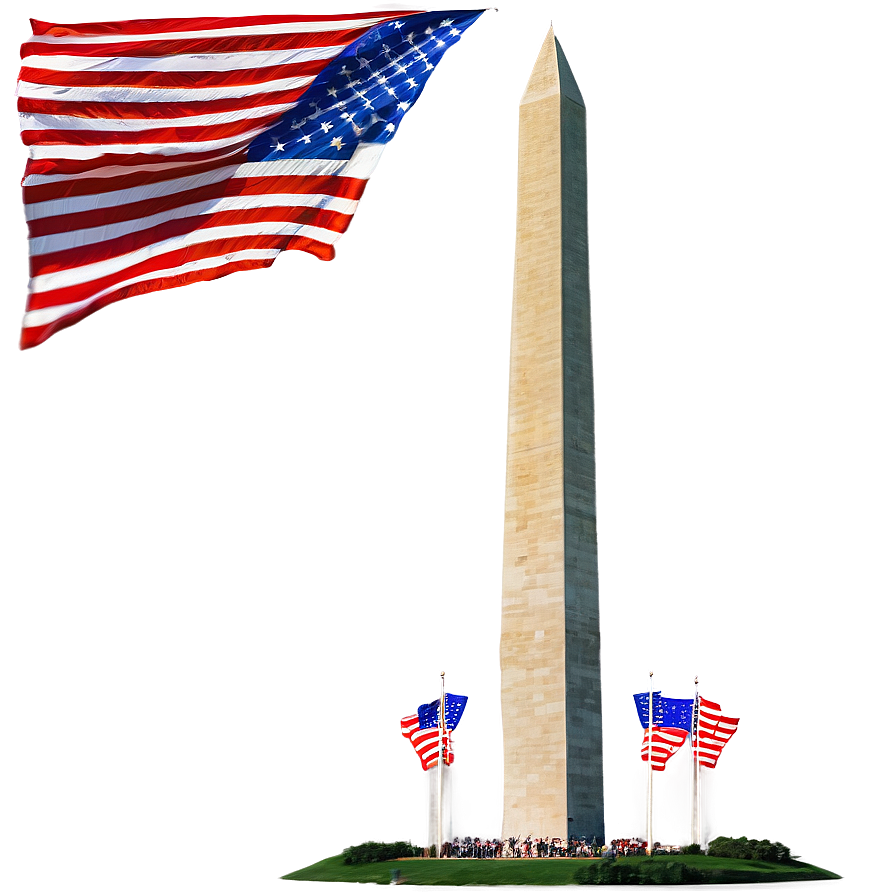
[272,140,286,152]
[385,123,395,132]
[328,86,339,97]
[440,18,454,27]
[398,101,410,111]
[392,20,404,30]
[320,121,333,132]
[426,62,434,71]
[425,26,433,35]
[386,86,397,97]
[301,135,312,144]
[331,136,344,149]
[406,78,417,89]
[357,55,371,68]
[436,39,445,47]
[450,28,460,37]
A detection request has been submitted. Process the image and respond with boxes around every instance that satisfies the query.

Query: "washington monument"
[500,29,605,843]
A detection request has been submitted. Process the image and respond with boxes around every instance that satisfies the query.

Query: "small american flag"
[17,9,484,348]
[633,691,693,771]
[693,697,739,768]
[400,713,454,771]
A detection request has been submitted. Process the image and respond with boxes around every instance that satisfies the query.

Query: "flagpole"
[691,675,700,847]
[438,671,445,858]
[647,671,654,855]
[690,676,697,846]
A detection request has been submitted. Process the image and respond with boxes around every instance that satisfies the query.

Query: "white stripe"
[25,154,376,217]
[28,132,262,161]
[30,221,340,293]
[20,103,295,133]
[17,75,313,103]
[22,248,281,328]
[23,16,392,45]
[31,194,359,255]
[21,45,343,73]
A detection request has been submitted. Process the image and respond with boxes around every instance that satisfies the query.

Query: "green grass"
[282,853,841,886]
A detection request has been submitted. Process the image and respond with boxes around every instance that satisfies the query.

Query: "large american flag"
[17,9,484,348]
[693,697,739,768]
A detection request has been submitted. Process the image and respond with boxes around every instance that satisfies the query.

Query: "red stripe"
[22,115,283,147]
[27,12,418,39]
[23,157,238,204]
[29,233,336,312]
[23,27,377,59]
[24,145,249,179]
[30,205,354,278]
[27,175,368,237]
[20,60,329,90]
[18,87,313,124]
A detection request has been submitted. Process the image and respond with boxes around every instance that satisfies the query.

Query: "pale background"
[1,3,892,896]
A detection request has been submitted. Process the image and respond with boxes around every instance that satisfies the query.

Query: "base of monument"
[281,854,839,889]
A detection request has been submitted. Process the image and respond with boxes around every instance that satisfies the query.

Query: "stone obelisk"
[500,29,604,843]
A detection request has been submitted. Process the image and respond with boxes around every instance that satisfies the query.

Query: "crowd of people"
[437,836,657,858]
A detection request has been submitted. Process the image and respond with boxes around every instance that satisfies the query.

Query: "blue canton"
[248,9,483,162]
[418,692,468,731]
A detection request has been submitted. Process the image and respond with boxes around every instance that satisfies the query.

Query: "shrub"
[707,836,792,864]
[649,860,703,884]
[681,843,703,855]
[341,841,422,865]
[573,862,599,885]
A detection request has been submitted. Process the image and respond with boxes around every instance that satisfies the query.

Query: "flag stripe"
[19,76,319,105]
[22,28,386,60]
[20,103,300,135]
[21,47,346,73]
[26,13,413,43]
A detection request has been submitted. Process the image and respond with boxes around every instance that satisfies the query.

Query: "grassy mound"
[282,853,841,886]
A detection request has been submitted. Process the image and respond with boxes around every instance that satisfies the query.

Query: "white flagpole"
[690,675,700,847]
[426,769,432,855]
[690,676,696,846]
[438,671,445,858]
[647,671,654,855]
